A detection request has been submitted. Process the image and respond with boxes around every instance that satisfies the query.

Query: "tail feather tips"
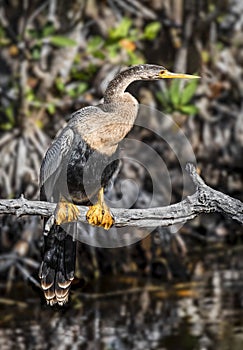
[39,228,76,306]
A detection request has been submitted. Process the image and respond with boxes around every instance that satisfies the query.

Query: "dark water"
[1,245,243,350]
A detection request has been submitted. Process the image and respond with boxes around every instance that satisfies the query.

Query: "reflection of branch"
[0,164,242,227]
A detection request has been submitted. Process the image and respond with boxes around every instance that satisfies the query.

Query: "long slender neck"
[104,64,165,103]
[104,67,141,104]
[74,66,157,155]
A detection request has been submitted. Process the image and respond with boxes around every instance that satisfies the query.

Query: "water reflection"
[1,245,243,350]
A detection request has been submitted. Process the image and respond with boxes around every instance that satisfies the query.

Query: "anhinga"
[39,64,198,305]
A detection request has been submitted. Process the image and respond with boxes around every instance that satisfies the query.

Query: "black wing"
[40,127,74,201]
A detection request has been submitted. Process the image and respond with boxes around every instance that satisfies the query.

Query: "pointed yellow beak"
[159,69,200,79]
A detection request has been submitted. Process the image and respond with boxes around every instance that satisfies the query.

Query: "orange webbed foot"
[55,201,79,225]
[86,188,114,230]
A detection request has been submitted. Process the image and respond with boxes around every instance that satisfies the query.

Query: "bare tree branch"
[0,164,242,228]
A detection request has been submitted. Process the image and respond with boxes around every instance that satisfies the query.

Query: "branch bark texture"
[0,164,242,227]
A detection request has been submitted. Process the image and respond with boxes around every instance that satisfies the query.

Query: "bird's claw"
[54,201,79,226]
[86,203,114,230]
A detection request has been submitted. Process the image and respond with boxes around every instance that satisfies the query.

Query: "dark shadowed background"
[0,0,243,349]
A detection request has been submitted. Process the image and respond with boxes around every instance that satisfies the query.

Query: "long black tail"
[39,225,76,306]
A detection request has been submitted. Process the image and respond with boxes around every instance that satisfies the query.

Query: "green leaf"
[0,26,5,39]
[50,36,77,47]
[77,82,88,94]
[180,79,198,105]
[32,47,41,60]
[128,28,139,41]
[87,36,104,52]
[46,103,56,115]
[55,78,65,92]
[0,105,15,130]
[179,105,198,115]
[109,18,132,39]
[106,43,119,58]
[156,91,171,112]
[27,28,39,39]
[0,122,13,131]
[5,106,14,123]
[31,100,41,108]
[127,51,144,65]
[43,24,55,37]
[143,22,161,40]
[169,80,181,107]
[26,89,35,102]
[93,50,105,59]
[67,88,76,98]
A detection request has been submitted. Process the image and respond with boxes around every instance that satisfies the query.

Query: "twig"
[0,297,27,308]
[0,164,242,227]
[79,281,203,300]
[112,0,156,19]
[0,130,19,148]
[80,285,167,299]
[25,0,49,29]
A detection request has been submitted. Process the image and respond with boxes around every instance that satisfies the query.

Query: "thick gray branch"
[0,164,242,227]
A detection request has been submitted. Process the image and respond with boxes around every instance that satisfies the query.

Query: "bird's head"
[104,64,200,103]
[125,64,200,81]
